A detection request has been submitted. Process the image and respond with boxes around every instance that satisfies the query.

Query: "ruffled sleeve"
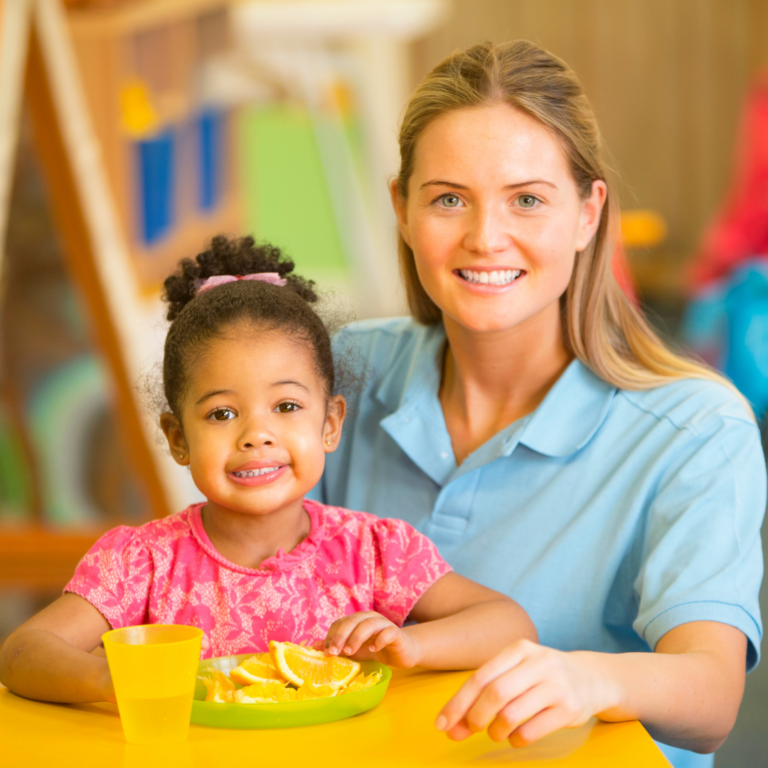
[371,517,453,626]
[64,526,154,629]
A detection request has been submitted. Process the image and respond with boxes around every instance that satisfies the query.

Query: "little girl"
[0,236,536,704]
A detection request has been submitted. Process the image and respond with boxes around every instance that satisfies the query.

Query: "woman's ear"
[322,395,347,453]
[389,179,412,249]
[160,412,190,466]
[575,179,608,251]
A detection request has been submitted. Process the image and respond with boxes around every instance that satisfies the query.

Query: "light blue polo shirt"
[310,317,765,768]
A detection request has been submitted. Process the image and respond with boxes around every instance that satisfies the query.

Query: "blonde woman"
[311,41,764,767]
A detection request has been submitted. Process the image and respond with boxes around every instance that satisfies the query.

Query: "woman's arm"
[0,593,115,703]
[435,620,746,754]
[324,572,537,669]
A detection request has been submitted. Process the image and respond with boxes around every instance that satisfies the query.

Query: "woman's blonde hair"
[396,40,751,412]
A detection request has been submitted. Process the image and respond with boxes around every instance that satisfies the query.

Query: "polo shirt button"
[440,451,449,459]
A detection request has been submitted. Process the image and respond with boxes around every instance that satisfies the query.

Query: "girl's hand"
[435,640,613,747]
[323,612,422,668]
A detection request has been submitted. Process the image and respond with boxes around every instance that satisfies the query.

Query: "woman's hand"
[434,640,614,747]
[323,612,422,668]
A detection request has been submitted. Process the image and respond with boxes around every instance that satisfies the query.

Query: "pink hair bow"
[194,272,287,295]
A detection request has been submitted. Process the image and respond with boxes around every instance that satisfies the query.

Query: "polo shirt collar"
[375,322,617,477]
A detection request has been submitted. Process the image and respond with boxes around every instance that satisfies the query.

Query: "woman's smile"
[455,268,526,291]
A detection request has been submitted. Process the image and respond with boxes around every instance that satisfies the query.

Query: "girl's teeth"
[460,269,521,286]
[233,467,280,478]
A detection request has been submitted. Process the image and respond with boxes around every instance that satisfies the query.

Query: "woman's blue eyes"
[439,194,462,208]
[435,193,540,209]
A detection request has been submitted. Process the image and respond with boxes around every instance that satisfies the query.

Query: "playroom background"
[1,2,767,765]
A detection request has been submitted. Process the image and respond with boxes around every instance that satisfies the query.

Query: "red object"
[689,72,768,289]
[612,241,638,304]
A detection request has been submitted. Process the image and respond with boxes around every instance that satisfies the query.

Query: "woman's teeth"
[232,467,281,478]
[459,269,522,286]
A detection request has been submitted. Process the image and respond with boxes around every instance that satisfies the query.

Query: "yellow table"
[0,669,671,767]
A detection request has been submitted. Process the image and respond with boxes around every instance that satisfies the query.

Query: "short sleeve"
[371,517,453,626]
[64,526,154,630]
[634,414,765,670]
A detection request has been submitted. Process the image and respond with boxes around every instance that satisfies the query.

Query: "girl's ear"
[575,179,607,251]
[160,412,190,466]
[322,395,347,453]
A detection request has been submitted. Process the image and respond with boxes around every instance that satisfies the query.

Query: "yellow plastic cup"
[102,624,203,745]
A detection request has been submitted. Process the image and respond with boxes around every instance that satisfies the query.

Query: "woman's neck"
[440,307,572,464]
[201,499,310,570]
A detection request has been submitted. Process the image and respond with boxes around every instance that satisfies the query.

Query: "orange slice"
[270,640,360,689]
[343,670,382,694]
[234,680,297,704]
[295,683,338,701]
[200,669,237,703]
[230,653,284,686]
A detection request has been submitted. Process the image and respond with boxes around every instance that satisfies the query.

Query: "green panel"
[239,105,349,283]
[0,405,32,521]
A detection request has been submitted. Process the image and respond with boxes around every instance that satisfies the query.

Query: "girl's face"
[392,103,606,336]
[162,326,345,520]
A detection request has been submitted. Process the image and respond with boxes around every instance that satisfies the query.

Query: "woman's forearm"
[405,599,538,670]
[582,645,744,753]
[0,628,114,704]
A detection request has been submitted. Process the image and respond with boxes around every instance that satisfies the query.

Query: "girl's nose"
[463,204,511,255]
[238,419,275,450]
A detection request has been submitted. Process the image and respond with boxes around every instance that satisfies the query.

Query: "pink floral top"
[65,500,452,659]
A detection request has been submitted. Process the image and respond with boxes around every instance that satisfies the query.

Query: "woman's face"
[392,103,606,336]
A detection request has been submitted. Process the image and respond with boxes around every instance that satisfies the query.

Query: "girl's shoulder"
[305,499,418,544]
[86,506,201,557]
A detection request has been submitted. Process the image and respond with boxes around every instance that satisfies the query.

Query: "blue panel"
[198,109,224,212]
[137,129,175,245]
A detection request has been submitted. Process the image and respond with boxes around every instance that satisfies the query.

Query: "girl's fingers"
[369,626,400,653]
[345,617,392,655]
[436,641,536,732]
[444,719,476,742]
[325,613,380,655]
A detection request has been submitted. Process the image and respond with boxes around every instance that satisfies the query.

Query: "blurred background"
[1,1,767,764]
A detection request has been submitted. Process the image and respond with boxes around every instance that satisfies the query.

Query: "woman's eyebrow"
[419,179,557,190]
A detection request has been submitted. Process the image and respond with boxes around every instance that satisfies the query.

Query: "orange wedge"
[343,670,382,694]
[234,680,297,704]
[200,669,237,703]
[230,653,283,686]
[295,683,338,701]
[270,640,360,689]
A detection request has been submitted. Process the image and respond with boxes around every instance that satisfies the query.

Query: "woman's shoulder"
[334,317,439,368]
[617,376,757,438]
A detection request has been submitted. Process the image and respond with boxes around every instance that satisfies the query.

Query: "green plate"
[191,653,391,729]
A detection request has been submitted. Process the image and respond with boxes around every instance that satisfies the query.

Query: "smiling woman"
[314,41,766,768]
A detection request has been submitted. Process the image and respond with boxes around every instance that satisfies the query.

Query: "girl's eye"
[209,408,235,421]
[438,194,462,208]
[276,402,300,414]
[517,194,539,209]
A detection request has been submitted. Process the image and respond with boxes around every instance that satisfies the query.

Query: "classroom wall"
[412,0,768,299]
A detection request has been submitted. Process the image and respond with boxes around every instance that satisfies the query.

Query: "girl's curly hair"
[161,235,334,416]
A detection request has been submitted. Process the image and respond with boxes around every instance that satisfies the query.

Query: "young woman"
[312,41,765,768]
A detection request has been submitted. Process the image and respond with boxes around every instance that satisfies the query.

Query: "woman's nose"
[463,205,511,255]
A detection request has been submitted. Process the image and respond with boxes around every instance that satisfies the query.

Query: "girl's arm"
[0,593,115,703]
[435,620,745,754]
[324,572,537,669]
